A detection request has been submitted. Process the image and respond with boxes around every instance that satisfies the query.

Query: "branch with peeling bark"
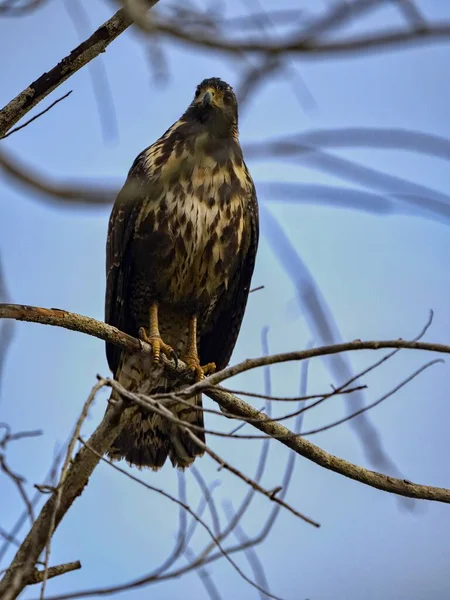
[0,7,136,138]
[0,301,449,505]
[0,301,449,597]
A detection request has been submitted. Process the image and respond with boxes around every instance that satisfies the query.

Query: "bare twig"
[78,441,280,600]
[225,311,435,434]
[300,358,443,436]
[0,424,42,447]
[0,444,66,565]
[219,384,365,402]
[28,561,81,585]
[197,329,274,558]
[108,378,319,528]
[194,349,310,574]
[186,429,319,527]
[39,379,107,599]
[236,0,316,112]
[391,0,426,30]
[0,304,449,512]
[78,440,240,577]
[0,383,130,600]
[42,447,285,600]
[184,479,221,546]
[251,143,450,220]
[263,128,450,161]
[0,91,72,140]
[0,304,147,356]
[207,386,450,503]
[0,455,34,525]
[0,7,139,137]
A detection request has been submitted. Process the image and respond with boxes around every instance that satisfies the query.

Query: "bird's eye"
[195,88,201,98]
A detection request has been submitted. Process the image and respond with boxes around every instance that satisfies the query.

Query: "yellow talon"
[139,302,175,364]
[139,328,175,364]
[182,315,216,381]
[184,357,216,382]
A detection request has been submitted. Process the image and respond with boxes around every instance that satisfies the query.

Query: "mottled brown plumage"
[105,78,259,470]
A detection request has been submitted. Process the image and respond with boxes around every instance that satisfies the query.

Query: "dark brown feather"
[104,78,259,470]
[199,184,259,370]
[105,157,148,376]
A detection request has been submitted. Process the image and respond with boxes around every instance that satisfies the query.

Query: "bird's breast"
[137,141,252,306]
[168,162,246,301]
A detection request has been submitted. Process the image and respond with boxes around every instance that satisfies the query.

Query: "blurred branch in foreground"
[63,0,119,143]
[3,124,450,219]
[124,0,450,56]
[1,1,449,140]
[0,0,49,16]
[261,205,414,506]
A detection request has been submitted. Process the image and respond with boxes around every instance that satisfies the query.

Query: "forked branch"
[0,302,449,505]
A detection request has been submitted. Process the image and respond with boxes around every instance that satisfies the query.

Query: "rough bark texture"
[0,401,130,600]
[206,387,450,503]
[1,302,449,505]
[0,7,138,137]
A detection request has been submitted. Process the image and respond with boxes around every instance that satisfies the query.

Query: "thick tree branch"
[206,387,450,503]
[0,303,145,354]
[1,304,449,368]
[0,302,449,507]
[0,7,139,137]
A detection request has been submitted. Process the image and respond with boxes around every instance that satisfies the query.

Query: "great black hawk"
[105,78,259,470]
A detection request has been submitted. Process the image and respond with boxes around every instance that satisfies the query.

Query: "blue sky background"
[1,1,450,599]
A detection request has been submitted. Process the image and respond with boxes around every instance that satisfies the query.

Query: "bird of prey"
[105,77,259,470]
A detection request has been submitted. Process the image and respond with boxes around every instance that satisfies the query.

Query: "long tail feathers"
[106,392,205,470]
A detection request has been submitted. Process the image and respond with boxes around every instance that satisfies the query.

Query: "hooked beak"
[202,90,213,107]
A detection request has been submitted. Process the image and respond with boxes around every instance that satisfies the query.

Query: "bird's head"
[185,78,238,138]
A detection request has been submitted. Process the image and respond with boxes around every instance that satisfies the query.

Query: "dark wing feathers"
[105,157,146,376]
[199,184,259,371]
[107,152,259,375]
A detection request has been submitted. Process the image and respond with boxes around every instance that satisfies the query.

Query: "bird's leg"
[139,302,176,364]
[182,315,216,382]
